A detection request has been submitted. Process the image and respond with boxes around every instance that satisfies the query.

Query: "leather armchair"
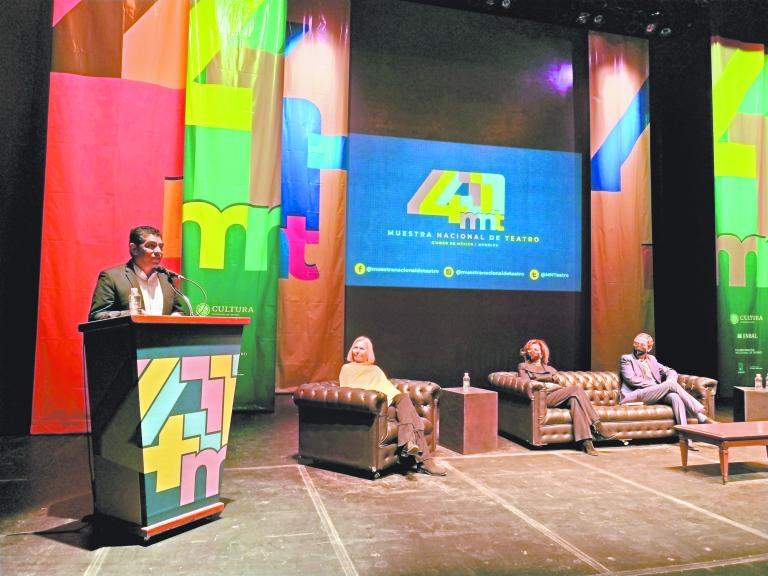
[293,379,440,477]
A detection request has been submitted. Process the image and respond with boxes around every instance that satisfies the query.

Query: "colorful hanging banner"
[277,0,349,390]
[712,36,768,398]
[589,32,654,370]
[32,0,189,433]
[183,0,286,410]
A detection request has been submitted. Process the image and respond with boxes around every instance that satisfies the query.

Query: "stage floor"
[2,397,768,575]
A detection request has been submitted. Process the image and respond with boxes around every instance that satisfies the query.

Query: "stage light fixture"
[644,22,657,34]
[576,11,590,25]
[659,26,672,37]
[500,0,512,8]
[592,14,605,27]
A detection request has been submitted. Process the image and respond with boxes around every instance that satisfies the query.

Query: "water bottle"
[128,287,142,315]
[462,372,470,390]
[756,373,764,390]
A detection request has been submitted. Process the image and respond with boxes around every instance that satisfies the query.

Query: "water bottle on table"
[755,373,763,390]
[128,287,142,315]
[462,372,470,390]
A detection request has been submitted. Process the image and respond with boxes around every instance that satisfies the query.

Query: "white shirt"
[133,265,165,315]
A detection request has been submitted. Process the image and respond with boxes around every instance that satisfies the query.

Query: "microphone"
[154,266,209,316]
[155,266,183,279]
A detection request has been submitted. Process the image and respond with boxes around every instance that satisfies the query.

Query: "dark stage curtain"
[0,1,52,435]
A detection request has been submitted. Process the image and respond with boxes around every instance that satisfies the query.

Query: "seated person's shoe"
[402,441,420,458]
[593,421,619,441]
[686,441,700,451]
[582,439,600,456]
[699,415,717,424]
[418,459,447,476]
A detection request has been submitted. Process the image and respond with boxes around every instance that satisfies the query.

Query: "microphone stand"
[157,267,208,316]
[179,275,209,311]
[169,281,195,316]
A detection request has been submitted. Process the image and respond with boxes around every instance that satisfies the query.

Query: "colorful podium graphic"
[79,315,249,540]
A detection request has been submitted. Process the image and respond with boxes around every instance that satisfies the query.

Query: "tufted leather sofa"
[293,379,440,477]
[485,371,718,447]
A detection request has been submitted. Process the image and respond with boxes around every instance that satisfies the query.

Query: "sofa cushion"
[554,371,620,406]
[596,403,675,422]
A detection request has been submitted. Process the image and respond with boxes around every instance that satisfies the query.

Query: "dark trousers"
[391,393,431,462]
[546,386,599,442]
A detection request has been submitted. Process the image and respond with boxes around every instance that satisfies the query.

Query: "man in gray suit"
[620,333,715,429]
[88,225,185,321]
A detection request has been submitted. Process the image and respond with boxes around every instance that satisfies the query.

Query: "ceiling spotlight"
[592,14,605,26]
[500,0,512,8]
[576,11,590,25]
[484,0,496,8]
[644,22,658,34]
[659,26,672,37]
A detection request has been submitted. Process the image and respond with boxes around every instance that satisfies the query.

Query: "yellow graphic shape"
[711,43,763,178]
[354,263,366,275]
[714,142,757,179]
[186,0,265,131]
[211,355,237,445]
[143,415,200,492]
[422,171,464,223]
[712,44,763,140]
[138,358,180,419]
[183,202,281,271]
[443,266,455,278]
[183,202,248,269]
[529,269,540,280]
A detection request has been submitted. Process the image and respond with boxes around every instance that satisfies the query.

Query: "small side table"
[733,386,768,421]
[439,387,498,454]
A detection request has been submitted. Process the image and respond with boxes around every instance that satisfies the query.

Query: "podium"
[78,315,249,540]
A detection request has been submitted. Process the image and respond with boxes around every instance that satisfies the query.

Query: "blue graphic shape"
[171,379,201,416]
[279,228,289,278]
[183,411,222,451]
[308,133,347,170]
[140,361,187,447]
[346,134,581,292]
[285,21,310,56]
[281,98,321,230]
[591,79,650,192]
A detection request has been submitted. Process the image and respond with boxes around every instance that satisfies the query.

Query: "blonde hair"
[346,336,375,363]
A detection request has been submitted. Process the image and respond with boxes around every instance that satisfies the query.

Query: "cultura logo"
[407,170,505,231]
[195,302,211,316]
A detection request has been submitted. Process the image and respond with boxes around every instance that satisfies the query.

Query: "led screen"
[346,133,581,291]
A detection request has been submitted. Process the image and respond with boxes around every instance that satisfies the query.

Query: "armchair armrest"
[390,378,440,421]
[486,371,544,400]
[678,374,718,399]
[293,382,388,415]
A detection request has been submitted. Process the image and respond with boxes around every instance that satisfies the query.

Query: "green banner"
[712,37,768,397]
[183,0,286,410]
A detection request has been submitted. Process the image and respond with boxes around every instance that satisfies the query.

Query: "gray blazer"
[619,353,678,397]
[88,261,184,321]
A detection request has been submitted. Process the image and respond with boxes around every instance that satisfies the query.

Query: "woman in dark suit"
[518,339,617,456]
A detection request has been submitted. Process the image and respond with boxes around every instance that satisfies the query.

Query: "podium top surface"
[78,314,250,332]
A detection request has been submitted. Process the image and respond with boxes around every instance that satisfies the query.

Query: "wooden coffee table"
[674,421,768,483]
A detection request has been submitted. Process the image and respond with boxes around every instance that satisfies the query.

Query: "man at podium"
[88,225,185,320]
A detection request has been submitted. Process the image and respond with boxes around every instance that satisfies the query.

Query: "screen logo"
[407,170,505,231]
